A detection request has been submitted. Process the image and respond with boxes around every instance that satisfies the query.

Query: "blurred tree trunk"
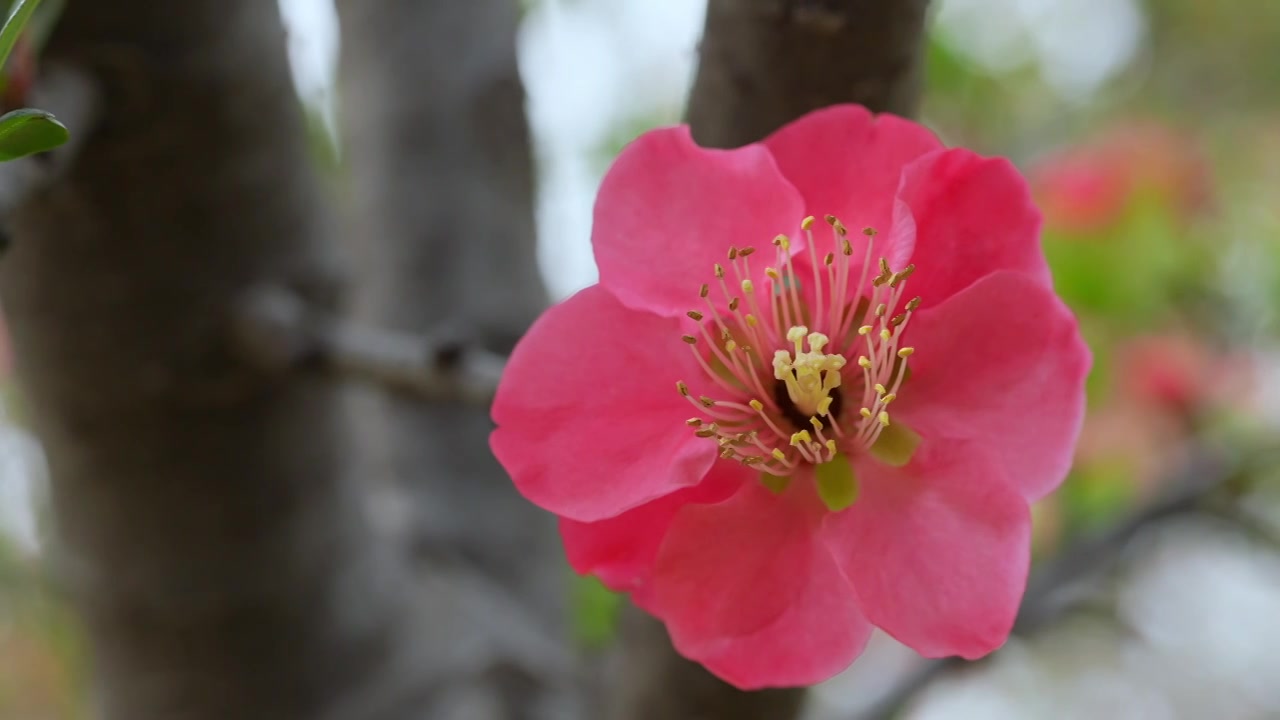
[337,0,573,718]
[610,2,933,718]
[0,2,426,719]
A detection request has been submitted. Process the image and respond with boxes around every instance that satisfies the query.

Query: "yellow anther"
[858,325,873,336]
[771,448,787,461]
[790,430,812,446]
[878,411,890,427]
[817,396,834,416]
[682,335,697,344]
[749,399,764,412]
[746,314,758,327]
[687,310,703,321]
[860,407,872,418]
[874,383,887,395]
[882,393,897,404]
[880,329,891,341]
[810,417,824,431]
[741,279,754,293]
[801,215,816,230]
[898,347,915,357]
[876,303,887,317]
[765,267,781,280]
[773,234,791,250]
[725,340,738,352]
[714,263,725,278]
[858,356,872,368]
[825,439,837,454]
[686,418,702,426]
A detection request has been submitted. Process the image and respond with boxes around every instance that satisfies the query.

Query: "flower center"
[677,214,923,489]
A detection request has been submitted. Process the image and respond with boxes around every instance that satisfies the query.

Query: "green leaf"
[572,575,622,649]
[0,107,67,160]
[0,0,42,70]
[815,453,859,512]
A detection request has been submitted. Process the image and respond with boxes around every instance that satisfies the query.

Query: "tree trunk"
[612,2,933,717]
[337,1,572,718]
[688,0,931,149]
[0,3,416,719]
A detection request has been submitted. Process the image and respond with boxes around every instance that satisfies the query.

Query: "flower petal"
[827,443,1031,659]
[894,148,1053,304]
[650,480,871,689]
[491,285,716,521]
[764,105,943,233]
[892,270,1091,501]
[593,126,805,318]
[559,461,746,592]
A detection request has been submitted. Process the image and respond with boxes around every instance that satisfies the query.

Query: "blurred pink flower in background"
[492,106,1090,688]
[1032,120,1213,233]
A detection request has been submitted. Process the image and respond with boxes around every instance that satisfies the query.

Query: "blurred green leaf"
[0,0,40,71]
[572,575,623,649]
[0,107,67,160]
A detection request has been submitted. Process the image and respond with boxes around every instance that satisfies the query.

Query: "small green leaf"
[572,575,622,649]
[0,107,68,160]
[869,421,922,468]
[815,453,858,512]
[0,0,42,70]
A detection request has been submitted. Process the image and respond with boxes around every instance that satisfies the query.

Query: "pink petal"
[559,461,746,592]
[894,148,1053,304]
[764,105,943,234]
[650,480,872,689]
[827,443,1031,659]
[593,126,806,318]
[491,285,716,522]
[892,270,1091,501]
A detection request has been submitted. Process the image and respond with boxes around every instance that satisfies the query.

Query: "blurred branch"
[230,284,505,405]
[0,63,98,216]
[855,444,1247,720]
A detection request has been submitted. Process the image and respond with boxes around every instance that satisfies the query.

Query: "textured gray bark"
[337,0,572,718]
[687,0,932,149]
[610,2,934,718]
[0,3,416,719]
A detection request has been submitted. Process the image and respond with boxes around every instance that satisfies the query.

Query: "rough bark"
[611,2,933,718]
[337,1,571,718]
[687,0,932,149]
[0,3,414,719]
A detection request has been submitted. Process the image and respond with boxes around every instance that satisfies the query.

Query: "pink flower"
[1032,120,1212,233]
[492,106,1090,688]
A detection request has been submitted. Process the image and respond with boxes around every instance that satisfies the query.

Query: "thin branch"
[853,445,1242,720]
[230,284,505,405]
[0,62,100,217]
